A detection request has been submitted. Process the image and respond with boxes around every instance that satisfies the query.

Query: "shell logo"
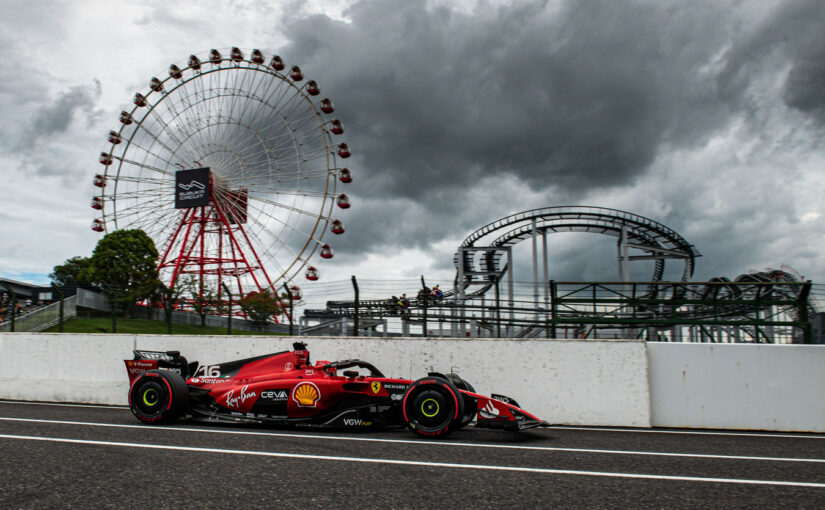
[292,382,321,407]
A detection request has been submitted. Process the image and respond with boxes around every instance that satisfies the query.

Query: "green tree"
[150,280,185,334]
[84,229,159,316]
[179,275,216,327]
[50,256,92,286]
[238,289,284,331]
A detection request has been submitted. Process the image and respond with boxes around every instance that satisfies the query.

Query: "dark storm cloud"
[716,0,825,123]
[776,1,825,122]
[281,1,736,197]
[264,0,825,283]
[273,0,761,256]
[15,81,102,153]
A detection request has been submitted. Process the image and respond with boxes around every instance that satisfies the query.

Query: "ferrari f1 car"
[124,342,547,438]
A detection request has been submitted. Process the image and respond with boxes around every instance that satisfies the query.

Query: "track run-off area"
[1,401,823,508]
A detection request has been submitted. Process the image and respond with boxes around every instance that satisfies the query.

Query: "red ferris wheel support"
[156,178,284,320]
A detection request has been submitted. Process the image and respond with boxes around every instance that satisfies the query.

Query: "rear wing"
[124,350,198,385]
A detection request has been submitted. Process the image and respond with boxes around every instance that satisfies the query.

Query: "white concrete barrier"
[648,343,825,432]
[0,333,133,405]
[0,333,651,427]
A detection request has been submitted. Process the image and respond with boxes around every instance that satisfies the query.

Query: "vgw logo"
[343,418,372,426]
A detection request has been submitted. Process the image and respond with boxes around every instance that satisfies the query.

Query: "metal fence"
[0,296,77,332]
[300,279,823,343]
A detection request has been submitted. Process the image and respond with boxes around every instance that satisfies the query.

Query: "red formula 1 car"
[124,342,547,438]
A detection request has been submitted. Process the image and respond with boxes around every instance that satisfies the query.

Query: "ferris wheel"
[91,47,352,297]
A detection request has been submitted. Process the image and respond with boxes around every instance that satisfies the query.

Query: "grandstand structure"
[300,207,823,343]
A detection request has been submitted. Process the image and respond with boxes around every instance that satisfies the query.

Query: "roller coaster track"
[301,207,817,342]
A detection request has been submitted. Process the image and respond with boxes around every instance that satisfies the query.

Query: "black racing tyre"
[402,376,464,438]
[445,373,477,429]
[129,370,189,424]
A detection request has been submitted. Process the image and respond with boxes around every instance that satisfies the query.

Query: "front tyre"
[129,370,189,424]
[402,377,464,438]
[445,373,477,429]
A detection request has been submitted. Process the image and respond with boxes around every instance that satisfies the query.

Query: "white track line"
[0,433,823,488]
[547,425,825,440]
[0,400,128,410]
[2,400,823,440]
[1,417,822,464]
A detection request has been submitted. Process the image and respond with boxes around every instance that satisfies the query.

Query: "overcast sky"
[1,0,824,291]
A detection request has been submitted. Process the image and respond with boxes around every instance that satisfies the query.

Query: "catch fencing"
[0,297,76,333]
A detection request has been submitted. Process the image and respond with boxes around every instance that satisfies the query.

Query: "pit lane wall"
[0,334,649,427]
[648,343,825,432]
[1,334,823,431]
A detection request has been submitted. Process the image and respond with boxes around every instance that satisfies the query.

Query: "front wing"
[465,391,549,431]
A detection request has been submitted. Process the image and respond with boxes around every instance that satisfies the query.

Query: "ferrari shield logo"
[371,382,381,394]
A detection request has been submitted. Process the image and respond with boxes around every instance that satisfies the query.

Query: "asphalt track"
[1,401,823,509]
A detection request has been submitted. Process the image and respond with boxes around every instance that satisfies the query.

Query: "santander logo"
[479,400,502,419]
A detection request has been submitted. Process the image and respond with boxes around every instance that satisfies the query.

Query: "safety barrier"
[0,334,822,431]
[648,343,825,432]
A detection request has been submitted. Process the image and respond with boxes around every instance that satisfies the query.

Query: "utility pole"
[221,282,232,335]
[282,283,294,336]
[351,275,359,336]
[2,283,16,332]
[51,282,64,332]
[493,275,501,338]
[420,275,428,336]
[112,289,118,333]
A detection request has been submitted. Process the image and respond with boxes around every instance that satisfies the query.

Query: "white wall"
[0,334,651,427]
[0,333,133,404]
[648,343,825,433]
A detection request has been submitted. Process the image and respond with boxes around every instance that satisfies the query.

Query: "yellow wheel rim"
[421,398,439,418]
[142,388,159,407]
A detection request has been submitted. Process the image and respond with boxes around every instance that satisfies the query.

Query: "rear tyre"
[402,376,464,438]
[129,370,189,424]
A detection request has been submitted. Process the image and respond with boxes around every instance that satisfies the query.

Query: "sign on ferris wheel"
[174,168,211,209]
[91,47,353,298]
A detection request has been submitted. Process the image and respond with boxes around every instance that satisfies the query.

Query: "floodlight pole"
[221,282,232,335]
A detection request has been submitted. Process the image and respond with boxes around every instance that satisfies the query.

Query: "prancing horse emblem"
[371,382,381,394]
